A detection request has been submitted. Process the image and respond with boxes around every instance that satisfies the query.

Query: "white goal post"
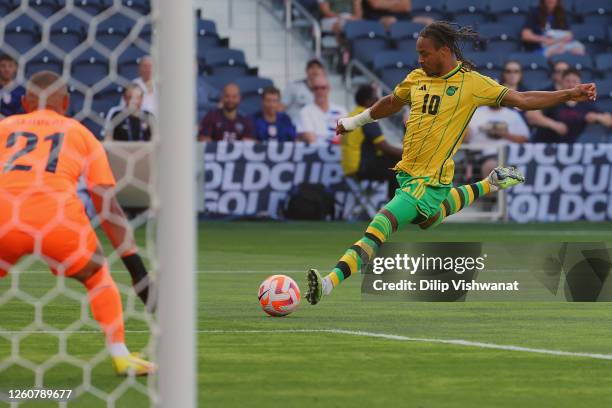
[154,0,197,407]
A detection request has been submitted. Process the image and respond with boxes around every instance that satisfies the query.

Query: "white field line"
[1,328,611,361]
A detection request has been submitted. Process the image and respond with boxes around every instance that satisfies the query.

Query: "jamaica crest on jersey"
[446,86,459,96]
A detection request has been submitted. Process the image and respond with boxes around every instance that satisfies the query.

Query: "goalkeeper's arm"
[89,184,155,311]
[336,94,406,134]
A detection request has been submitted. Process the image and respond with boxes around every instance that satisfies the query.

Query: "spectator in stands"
[199,83,254,141]
[521,0,584,57]
[466,105,529,178]
[104,84,153,141]
[252,87,296,142]
[500,60,527,92]
[0,54,25,118]
[362,0,433,29]
[132,56,156,114]
[283,59,326,123]
[528,69,612,143]
[297,75,347,144]
[341,84,401,198]
[546,60,570,91]
[318,0,362,36]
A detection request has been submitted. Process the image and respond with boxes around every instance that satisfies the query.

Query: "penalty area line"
[200,329,612,361]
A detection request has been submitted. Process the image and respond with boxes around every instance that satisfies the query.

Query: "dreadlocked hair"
[419,21,480,71]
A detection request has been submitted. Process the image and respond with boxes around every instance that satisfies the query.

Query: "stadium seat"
[28,0,61,17]
[234,77,274,98]
[477,23,520,53]
[50,14,86,53]
[595,54,612,76]
[580,0,610,25]
[25,51,64,76]
[122,0,151,15]
[465,51,505,71]
[118,46,148,80]
[72,49,110,86]
[344,21,389,66]
[373,50,415,73]
[395,38,418,52]
[411,0,446,20]
[389,22,425,44]
[478,69,501,82]
[508,52,549,73]
[68,87,85,116]
[577,124,610,143]
[571,24,607,55]
[550,54,594,74]
[96,12,137,49]
[521,71,552,91]
[0,1,18,18]
[489,0,532,17]
[595,99,612,113]
[92,85,123,117]
[196,19,221,57]
[81,117,103,139]
[596,79,612,100]
[381,69,408,89]
[239,98,263,116]
[68,0,111,16]
[446,0,489,27]
[203,48,248,77]
[203,74,239,92]
[495,14,527,27]
[3,14,40,54]
[139,23,152,44]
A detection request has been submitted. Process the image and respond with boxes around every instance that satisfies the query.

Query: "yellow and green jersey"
[392,62,509,185]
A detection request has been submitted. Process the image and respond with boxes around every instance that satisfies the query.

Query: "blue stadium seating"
[50,14,86,52]
[203,48,248,77]
[571,24,607,55]
[96,22,131,50]
[197,19,221,58]
[64,0,111,16]
[28,0,61,17]
[508,52,549,73]
[122,0,150,15]
[93,84,123,116]
[595,54,612,76]
[478,23,520,53]
[465,51,505,70]
[495,13,527,27]
[72,49,110,86]
[381,69,407,90]
[388,22,425,44]
[597,79,612,100]
[4,14,40,54]
[203,74,240,92]
[580,0,610,26]
[521,71,552,91]
[117,46,148,80]
[234,77,274,98]
[0,1,17,17]
[373,50,415,73]
[411,0,446,20]
[447,0,489,26]
[25,51,63,76]
[550,54,594,74]
[489,0,532,17]
[344,21,389,66]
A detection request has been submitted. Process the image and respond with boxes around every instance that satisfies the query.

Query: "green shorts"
[393,171,451,222]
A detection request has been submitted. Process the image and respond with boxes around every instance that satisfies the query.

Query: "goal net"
[0,0,196,407]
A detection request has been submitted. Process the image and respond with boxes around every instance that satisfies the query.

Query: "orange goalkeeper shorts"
[0,192,98,277]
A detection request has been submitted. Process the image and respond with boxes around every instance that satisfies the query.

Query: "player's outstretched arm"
[336,94,405,134]
[90,184,155,311]
[501,83,597,111]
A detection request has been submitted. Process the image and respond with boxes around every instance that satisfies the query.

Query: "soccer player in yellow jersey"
[305,21,597,304]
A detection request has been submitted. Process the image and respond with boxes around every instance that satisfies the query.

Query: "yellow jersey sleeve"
[471,71,509,107]
[392,70,419,105]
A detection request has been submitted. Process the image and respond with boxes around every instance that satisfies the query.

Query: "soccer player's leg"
[42,221,156,376]
[0,229,34,278]
[419,166,525,230]
[306,174,430,305]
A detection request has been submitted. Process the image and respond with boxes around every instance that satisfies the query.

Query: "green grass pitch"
[1,221,612,407]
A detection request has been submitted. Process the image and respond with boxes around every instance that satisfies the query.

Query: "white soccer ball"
[258,274,301,316]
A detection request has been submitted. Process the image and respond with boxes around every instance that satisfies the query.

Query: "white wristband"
[339,108,375,131]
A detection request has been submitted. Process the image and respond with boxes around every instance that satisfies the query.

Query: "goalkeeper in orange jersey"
[0,71,155,376]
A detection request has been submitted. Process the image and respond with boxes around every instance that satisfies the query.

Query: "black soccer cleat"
[305,268,323,305]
